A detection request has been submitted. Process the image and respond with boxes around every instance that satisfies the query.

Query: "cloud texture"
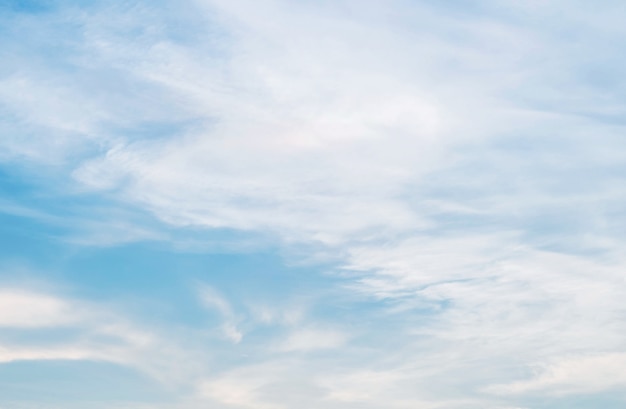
[1,0,626,408]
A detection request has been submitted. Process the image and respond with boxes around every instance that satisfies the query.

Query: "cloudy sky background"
[2,0,626,408]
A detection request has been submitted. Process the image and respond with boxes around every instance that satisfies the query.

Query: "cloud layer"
[2,0,626,408]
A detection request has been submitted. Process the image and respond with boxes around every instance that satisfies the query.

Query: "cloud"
[278,327,348,352]
[0,289,78,328]
[486,353,626,396]
[2,0,626,408]
[0,284,201,388]
[318,369,403,403]
[0,288,135,364]
[198,284,243,343]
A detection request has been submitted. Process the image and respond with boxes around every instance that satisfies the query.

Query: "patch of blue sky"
[0,360,173,405]
[0,0,54,14]
[0,192,329,329]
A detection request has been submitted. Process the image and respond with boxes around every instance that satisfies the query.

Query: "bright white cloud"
[0,289,78,328]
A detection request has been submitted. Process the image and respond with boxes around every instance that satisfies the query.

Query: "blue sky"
[2,1,626,408]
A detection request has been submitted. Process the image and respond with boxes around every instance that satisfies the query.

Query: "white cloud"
[0,285,203,389]
[487,353,626,396]
[279,327,348,352]
[0,345,99,363]
[318,369,403,403]
[3,0,626,407]
[198,379,281,409]
[0,289,78,328]
[198,284,244,343]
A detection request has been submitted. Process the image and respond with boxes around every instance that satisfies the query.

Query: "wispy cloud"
[198,284,243,343]
[487,353,626,396]
[2,0,626,408]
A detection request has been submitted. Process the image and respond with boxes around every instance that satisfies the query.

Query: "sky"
[1,0,626,408]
